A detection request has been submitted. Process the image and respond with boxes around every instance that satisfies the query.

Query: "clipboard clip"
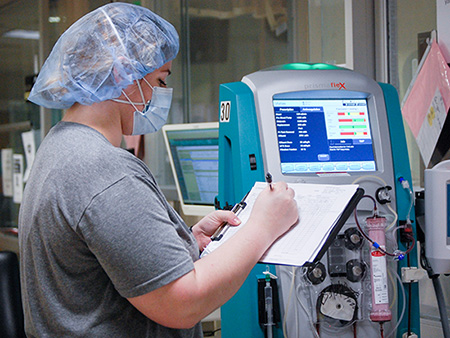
[211,192,249,241]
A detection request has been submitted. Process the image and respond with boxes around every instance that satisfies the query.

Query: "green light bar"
[265,63,346,71]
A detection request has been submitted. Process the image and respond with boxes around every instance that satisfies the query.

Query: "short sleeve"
[77,175,195,298]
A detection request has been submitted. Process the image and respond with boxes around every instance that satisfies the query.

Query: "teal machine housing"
[217,64,420,338]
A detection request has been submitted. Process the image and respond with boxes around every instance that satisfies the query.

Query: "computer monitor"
[162,122,219,216]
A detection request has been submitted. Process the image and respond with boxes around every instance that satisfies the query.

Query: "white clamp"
[401,267,426,283]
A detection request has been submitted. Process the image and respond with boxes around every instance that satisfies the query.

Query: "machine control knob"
[306,262,326,285]
[344,228,363,250]
[346,259,366,282]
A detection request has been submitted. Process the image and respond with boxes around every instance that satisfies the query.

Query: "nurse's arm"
[127,182,298,329]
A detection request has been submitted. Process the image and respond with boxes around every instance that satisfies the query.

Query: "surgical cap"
[28,2,179,109]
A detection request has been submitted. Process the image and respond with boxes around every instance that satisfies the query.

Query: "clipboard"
[202,182,363,267]
[306,187,365,265]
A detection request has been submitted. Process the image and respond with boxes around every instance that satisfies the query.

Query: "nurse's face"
[119,61,173,135]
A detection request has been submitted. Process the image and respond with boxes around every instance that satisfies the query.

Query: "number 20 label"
[220,101,231,123]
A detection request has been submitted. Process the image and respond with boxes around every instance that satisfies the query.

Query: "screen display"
[167,129,219,206]
[273,97,376,174]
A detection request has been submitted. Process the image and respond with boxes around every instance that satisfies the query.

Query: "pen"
[211,192,249,241]
[266,172,273,190]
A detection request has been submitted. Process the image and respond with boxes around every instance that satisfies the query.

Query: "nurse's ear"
[111,60,140,98]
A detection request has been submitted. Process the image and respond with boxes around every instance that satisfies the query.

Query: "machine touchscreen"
[273,96,376,174]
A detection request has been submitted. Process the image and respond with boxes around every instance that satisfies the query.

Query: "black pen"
[266,172,273,190]
[211,192,249,241]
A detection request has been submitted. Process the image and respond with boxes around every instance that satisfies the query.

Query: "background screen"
[166,128,219,205]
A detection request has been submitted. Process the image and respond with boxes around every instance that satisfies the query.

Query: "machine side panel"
[218,82,276,337]
[217,82,264,206]
[380,82,420,338]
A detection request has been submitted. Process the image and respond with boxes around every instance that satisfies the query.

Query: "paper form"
[402,40,450,141]
[201,182,359,266]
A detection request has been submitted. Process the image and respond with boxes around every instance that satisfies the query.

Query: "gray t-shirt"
[18,122,203,338]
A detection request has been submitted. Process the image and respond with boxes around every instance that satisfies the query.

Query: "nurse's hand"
[248,182,298,241]
[190,210,241,251]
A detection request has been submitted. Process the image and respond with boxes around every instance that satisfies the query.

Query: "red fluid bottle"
[367,216,392,322]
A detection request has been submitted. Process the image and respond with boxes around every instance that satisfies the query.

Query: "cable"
[384,265,407,338]
[420,241,450,338]
[432,275,450,338]
[203,328,221,337]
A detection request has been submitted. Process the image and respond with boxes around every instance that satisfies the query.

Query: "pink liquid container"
[367,216,392,322]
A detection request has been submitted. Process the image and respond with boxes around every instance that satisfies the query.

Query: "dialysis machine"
[216,64,420,338]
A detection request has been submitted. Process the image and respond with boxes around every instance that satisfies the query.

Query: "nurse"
[19,3,298,337]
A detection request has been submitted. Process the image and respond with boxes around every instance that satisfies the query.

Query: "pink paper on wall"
[402,40,450,138]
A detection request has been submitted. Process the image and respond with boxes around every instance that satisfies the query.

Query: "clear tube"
[352,175,388,186]
[385,204,399,231]
[282,266,298,338]
[399,177,414,224]
[295,282,320,338]
[385,265,407,338]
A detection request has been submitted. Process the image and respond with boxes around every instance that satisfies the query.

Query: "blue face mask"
[132,86,173,135]
[114,79,173,135]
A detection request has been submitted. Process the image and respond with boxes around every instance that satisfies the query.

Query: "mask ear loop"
[135,78,147,105]
[119,90,140,112]
[142,77,154,91]
[113,79,150,109]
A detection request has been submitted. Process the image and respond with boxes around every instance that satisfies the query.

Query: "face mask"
[132,85,173,135]
[114,79,173,135]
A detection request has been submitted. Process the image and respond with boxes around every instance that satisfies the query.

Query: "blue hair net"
[28,2,179,109]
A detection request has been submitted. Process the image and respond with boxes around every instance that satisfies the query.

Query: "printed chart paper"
[202,182,359,266]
